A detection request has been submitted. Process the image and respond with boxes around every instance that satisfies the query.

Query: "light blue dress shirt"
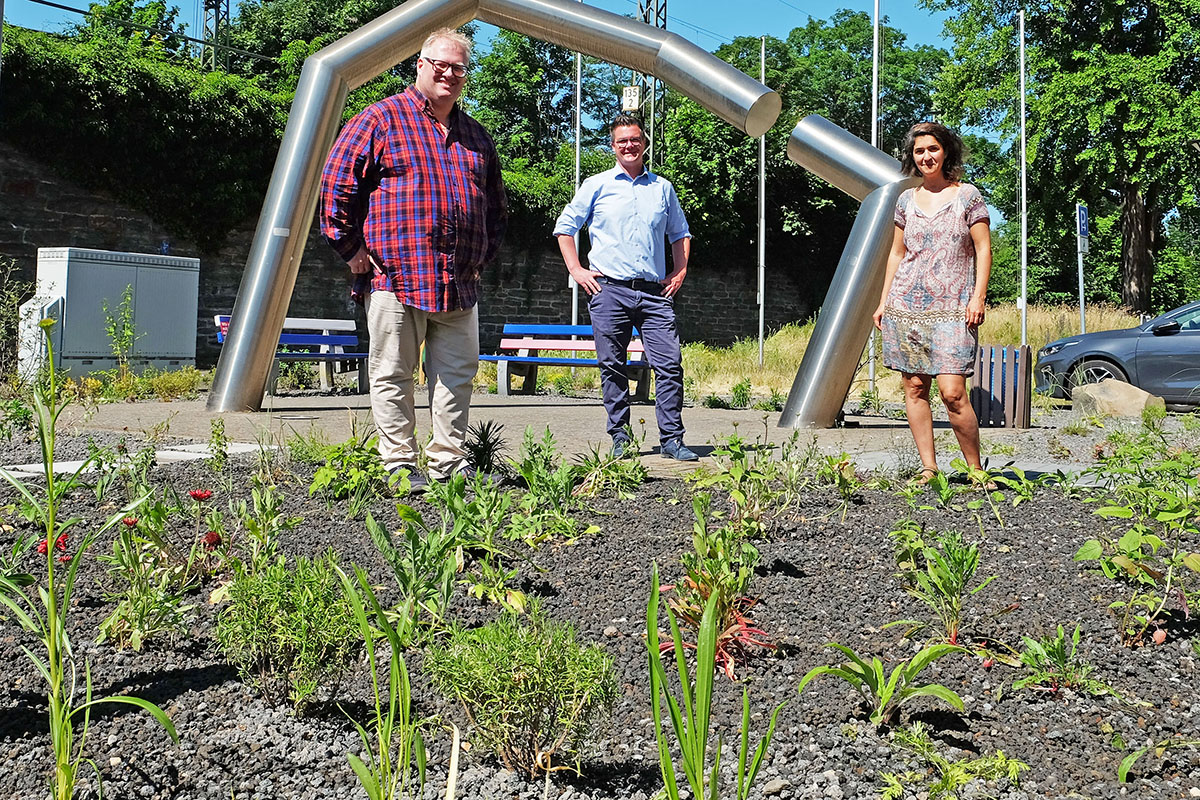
[553,165,691,282]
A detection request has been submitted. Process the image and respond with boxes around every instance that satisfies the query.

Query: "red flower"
[202,530,222,550]
[38,533,69,555]
[57,554,71,563]
[123,517,139,527]
[189,489,213,501]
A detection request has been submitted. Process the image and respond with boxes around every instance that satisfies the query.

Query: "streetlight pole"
[1018,9,1028,347]
[867,0,880,391]
[757,35,766,367]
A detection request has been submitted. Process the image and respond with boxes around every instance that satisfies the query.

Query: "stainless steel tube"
[209,0,780,411]
[778,181,916,428]
[787,114,910,203]
[778,114,919,428]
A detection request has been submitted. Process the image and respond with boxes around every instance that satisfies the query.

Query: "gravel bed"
[1,430,1199,800]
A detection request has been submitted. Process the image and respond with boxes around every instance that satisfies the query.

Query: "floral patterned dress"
[881,183,989,376]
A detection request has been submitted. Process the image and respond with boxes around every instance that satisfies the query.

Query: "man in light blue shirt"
[553,114,698,461]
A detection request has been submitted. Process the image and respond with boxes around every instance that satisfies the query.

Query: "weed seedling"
[1012,624,1118,697]
[880,721,1028,798]
[797,642,966,727]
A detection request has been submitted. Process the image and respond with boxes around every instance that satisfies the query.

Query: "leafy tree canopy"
[923,0,1200,312]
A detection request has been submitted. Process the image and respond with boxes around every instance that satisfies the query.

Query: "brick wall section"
[1,143,819,366]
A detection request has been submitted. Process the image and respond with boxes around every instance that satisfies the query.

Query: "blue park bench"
[480,323,650,400]
[214,315,368,395]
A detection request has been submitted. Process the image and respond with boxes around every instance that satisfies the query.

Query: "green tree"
[71,0,190,57]
[663,14,946,287]
[924,0,1200,313]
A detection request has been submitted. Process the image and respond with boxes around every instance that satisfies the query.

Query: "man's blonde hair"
[421,28,472,61]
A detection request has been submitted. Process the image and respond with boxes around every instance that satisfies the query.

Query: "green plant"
[337,565,429,800]
[752,388,786,412]
[207,417,230,474]
[102,283,139,378]
[464,419,508,474]
[215,549,360,711]
[424,605,618,778]
[97,521,195,650]
[310,428,390,515]
[0,394,34,441]
[366,506,461,632]
[816,452,862,520]
[286,426,334,464]
[896,529,997,645]
[1011,624,1116,697]
[777,432,821,507]
[646,564,785,800]
[1074,440,1200,645]
[880,721,1028,799]
[797,642,966,726]
[690,433,779,531]
[0,319,176,800]
[993,464,1044,506]
[730,378,752,409]
[663,495,770,678]
[573,440,647,499]
[1119,737,1200,783]
[858,386,884,415]
[229,479,300,575]
[702,393,731,409]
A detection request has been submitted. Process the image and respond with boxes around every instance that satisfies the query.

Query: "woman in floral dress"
[872,121,992,484]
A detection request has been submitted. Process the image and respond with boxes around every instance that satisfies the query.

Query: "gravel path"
[1,427,1198,800]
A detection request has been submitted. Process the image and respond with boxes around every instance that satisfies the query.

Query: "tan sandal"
[912,467,939,486]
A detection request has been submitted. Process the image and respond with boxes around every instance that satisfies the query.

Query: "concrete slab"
[50,390,1082,481]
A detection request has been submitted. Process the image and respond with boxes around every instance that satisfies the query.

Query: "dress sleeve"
[963,185,990,227]
[894,190,909,229]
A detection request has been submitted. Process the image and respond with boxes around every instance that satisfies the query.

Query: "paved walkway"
[19,389,1078,481]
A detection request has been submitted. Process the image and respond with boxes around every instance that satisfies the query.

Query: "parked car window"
[1174,307,1200,331]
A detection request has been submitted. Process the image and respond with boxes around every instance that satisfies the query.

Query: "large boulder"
[1072,379,1165,417]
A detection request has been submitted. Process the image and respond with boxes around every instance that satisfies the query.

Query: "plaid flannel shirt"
[319,85,508,311]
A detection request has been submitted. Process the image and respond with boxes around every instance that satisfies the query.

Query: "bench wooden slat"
[278,333,360,348]
[498,338,644,352]
[501,323,642,337]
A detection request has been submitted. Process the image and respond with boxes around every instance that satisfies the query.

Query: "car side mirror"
[1151,320,1181,335]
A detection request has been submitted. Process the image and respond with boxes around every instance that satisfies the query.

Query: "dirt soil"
[1,422,1199,800]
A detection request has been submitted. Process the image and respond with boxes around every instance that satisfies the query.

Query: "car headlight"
[1040,340,1079,357]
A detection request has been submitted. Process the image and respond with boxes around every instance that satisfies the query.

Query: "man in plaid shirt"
[320,28,507,490]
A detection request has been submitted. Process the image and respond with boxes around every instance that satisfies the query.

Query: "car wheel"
[1067,358,1128,396]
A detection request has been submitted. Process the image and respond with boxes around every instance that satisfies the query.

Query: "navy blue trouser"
[588,282,685,445]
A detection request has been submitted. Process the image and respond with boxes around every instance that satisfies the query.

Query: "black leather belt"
[596,275,663,292]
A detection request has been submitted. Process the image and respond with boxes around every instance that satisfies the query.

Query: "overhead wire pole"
[757,35,766,366]
[1018,9,1028,346]
[867,0,880,391]
[570,0,582,335]
[636,0,667,167]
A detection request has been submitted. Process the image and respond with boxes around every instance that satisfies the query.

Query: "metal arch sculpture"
[778,114,921,429]
[207,0,782,412]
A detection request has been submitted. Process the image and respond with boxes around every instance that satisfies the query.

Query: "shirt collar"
[404,84,460,128]
[612,163,651,183]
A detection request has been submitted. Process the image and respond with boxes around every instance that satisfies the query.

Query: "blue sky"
[5,0,951,53]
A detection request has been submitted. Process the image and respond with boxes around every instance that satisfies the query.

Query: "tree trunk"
[1120,182,1154,313]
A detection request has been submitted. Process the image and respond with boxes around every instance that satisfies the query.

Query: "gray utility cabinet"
[19,247,200,376]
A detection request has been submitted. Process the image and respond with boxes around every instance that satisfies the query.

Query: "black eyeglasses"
[422,57,469,77]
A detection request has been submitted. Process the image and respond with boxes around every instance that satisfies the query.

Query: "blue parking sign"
[1076,204,1089,238]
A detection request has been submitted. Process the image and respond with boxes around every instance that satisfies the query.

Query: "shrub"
[423,607,617,777]
[215,550,360,711]
[145,366,208,400]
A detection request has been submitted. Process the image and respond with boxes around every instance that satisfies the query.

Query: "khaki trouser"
[364,292,479,480]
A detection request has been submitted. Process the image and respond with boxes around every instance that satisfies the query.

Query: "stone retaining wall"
[1,142,820,367]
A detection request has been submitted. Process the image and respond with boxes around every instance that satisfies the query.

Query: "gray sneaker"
[611,437,634,459]
[661,439,699,461]
[390,468,429,494]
